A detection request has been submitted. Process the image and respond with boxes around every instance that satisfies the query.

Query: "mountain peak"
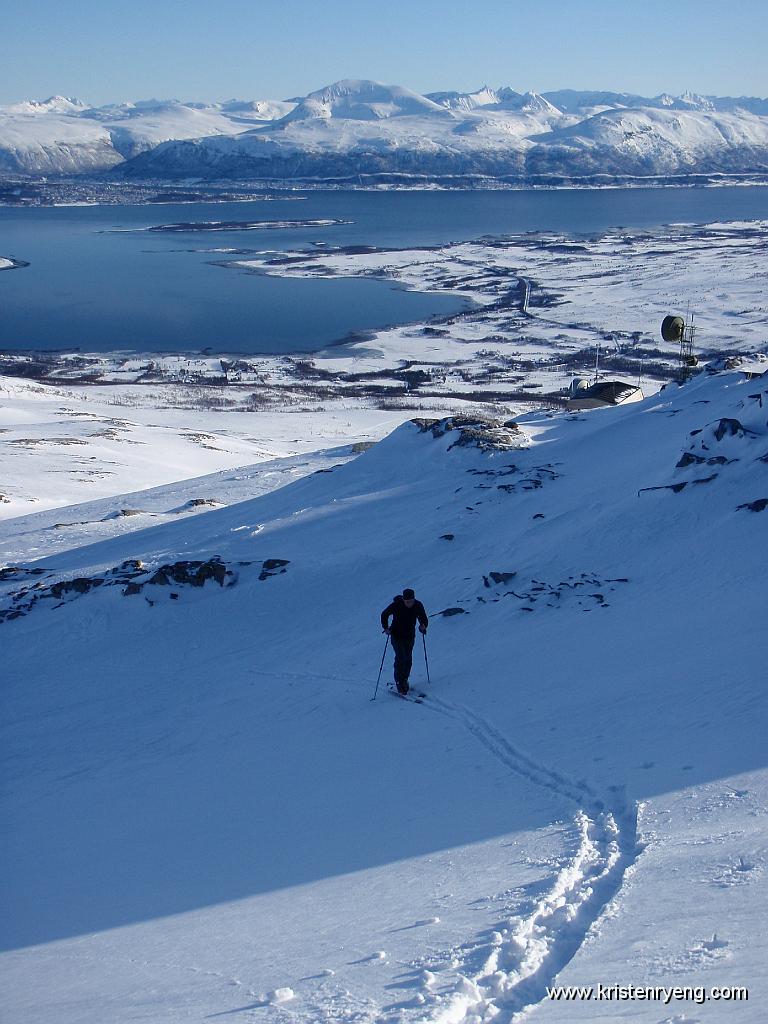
[496,90,562,115]
[277,79,450,123]
[426,86,499,111]
[16,95,88,115]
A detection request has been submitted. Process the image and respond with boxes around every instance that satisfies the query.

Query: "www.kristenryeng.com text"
[547,983,748,1005]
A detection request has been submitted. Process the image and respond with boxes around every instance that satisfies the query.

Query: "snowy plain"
[2,363,767,1023]
[0,373,423,523]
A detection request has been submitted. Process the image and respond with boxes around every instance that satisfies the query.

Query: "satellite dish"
[661,315,685,342]
[661,311,699,380]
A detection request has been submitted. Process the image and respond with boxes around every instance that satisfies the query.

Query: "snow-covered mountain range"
[2,362,767,1022]
[2,80,768,180]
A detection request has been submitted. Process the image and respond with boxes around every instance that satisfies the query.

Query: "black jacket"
[381,596,428,638]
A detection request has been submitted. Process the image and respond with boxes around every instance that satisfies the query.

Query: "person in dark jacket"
[380,588,428,695]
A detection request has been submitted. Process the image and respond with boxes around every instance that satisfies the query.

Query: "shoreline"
[2,219,765,401]
[2,176,768,208]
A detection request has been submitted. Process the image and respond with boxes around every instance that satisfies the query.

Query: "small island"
[146,218,352,233]
[0,256,29,271]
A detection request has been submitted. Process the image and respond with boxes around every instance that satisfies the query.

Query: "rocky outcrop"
[0,556,290,624]
[411,415,525,452]
[641,382,768,497]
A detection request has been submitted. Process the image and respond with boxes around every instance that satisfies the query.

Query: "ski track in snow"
[253,667,643,1024]
[398,694,642,1023]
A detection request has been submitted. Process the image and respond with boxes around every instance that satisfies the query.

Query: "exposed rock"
[144,559,230,588]
[0,566,23,581]
[193,560,227,586]
[488,571,517,585]
[0,565,45,581]
[677,452,707,467]
[639,482,689,495]
[439,607,467,616]
[736,498,768,512]
[1,554,256,623]
[714,417,752,442]
[118,559,145,573]
[51,577,103,598]
[439,533,455,541]
[412,415,525,452]
[172,498,222,513]
[259,558,290,581]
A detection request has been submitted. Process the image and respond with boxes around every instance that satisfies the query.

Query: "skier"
[380,589,428,696]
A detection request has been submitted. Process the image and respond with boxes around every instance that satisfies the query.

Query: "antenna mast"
[661,313,699,382]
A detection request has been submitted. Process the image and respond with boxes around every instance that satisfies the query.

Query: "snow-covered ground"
[234,221,768,376]
[2,363,766,1022]
[0,375,435,521]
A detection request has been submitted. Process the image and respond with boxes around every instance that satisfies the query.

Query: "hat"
[402,588,415,599]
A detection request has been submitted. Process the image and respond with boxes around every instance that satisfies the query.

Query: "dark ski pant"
[391,633,415,693]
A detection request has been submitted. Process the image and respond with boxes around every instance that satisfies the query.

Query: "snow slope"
[2,364,767,1022]
[528,107,768,176]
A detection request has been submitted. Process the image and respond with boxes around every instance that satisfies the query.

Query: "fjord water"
[1,186,766,354]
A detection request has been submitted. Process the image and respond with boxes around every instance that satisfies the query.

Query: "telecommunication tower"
[661,313,698,381]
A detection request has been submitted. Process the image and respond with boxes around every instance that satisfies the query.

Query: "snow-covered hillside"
[123,81,768,182]
[2,80,767,180]
[2,364,766,1022]
[528,107,768,176]
[0,95,294,174]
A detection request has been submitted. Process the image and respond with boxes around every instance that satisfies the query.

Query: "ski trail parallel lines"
[426,695,597,809]
[413,694,641,1024]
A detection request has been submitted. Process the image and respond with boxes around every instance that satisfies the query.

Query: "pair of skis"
[387,686,426,705]
[371,632,431,702]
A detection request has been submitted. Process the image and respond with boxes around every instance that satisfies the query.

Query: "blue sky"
[2,0,766,105]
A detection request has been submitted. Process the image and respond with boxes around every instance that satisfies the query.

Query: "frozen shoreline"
[4,219,762,406]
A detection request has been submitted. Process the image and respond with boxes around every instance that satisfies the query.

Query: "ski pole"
[422,632,431,687]
[371,634,390,701]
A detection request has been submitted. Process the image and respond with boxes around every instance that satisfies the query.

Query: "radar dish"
[661,315,685,342]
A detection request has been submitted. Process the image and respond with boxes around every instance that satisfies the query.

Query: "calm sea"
[1,186,766,354]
